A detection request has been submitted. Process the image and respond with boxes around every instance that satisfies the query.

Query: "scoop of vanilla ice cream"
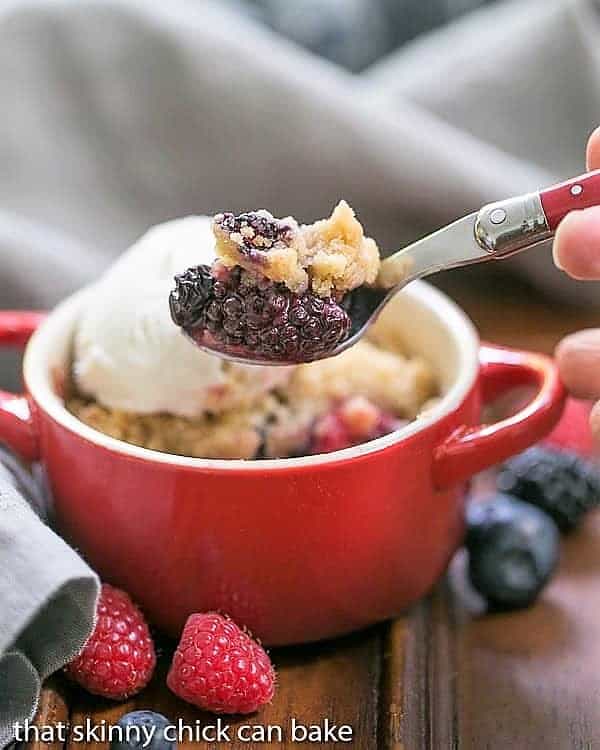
[73,216,293,417]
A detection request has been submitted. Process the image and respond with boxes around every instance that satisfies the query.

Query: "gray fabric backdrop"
[0,0,599,376]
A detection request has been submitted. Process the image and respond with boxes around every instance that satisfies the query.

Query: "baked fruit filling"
[67,213,438,461]
[308,396,408,455]
[69,338,436,460]
[169,202,380,362]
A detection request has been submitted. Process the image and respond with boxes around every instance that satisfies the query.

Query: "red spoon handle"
[540,169,600,231]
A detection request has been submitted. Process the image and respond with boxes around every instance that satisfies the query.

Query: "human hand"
[553,126,600,440]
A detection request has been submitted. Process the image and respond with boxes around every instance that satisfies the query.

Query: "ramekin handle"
[0,312,46,462]
[433,344,566,490]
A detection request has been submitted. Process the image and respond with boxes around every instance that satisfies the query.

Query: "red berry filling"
[309,396,407,455]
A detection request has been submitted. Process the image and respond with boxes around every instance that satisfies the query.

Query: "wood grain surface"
[24,266,600,749]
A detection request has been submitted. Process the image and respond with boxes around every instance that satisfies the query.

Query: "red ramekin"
[0,283,565,644]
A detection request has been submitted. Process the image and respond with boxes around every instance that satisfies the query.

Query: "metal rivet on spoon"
[489,208,507,225]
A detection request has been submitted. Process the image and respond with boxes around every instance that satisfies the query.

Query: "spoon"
[171,170,600,365]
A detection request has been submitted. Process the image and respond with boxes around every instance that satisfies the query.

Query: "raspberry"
[310,412,351,454]
[497,446,600,532]
[309,396,406,454]
[169,264,351,362]
[167,612,275,714]
[64,584,156,700]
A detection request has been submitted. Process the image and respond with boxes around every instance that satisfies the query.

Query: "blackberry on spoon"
[173,173,600,364]
[169,208,357,364]
[170,263,350,364]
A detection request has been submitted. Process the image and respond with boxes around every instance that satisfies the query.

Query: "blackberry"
[168,265,213,329]
[466,494,559,610]
[497,446,600,533]
[110,711,175,750]
[213,210,295,256]
[169,264,351,362]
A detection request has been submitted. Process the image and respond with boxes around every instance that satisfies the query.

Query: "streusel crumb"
[288,339,435,420]
[212,201,380,298]
[68,397,267,459]
[213,211,309,293]
[301,200,380,297]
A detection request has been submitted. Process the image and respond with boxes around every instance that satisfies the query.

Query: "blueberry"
[466,494,560,610]
[111,711,175,750]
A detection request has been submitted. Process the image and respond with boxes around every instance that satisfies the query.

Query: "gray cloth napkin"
[0,449,99,748]
[0,0,599,314]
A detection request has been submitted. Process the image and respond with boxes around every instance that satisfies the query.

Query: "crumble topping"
[301,200,380,297]
[213,211,308,294]
[67,337,437,460]
[212,201,380,299]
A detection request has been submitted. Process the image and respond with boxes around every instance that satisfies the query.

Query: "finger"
[552,206,600,279]
[587,126,600,170]
[552,126,600,275]
[555,329,600,399]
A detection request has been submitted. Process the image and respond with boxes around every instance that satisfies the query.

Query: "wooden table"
[27,266,600,749]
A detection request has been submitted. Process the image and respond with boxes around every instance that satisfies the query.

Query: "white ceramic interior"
[23,282,479,469]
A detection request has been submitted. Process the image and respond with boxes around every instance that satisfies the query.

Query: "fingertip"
[555,331,578,378]
[555,329,600,400]
[586,126,600,170]
[553,206,600,280]
[552,211,580,271]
